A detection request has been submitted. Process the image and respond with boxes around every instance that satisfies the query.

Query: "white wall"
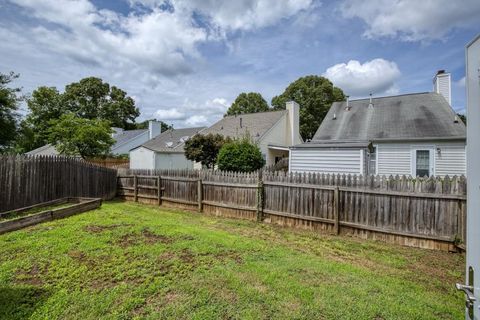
[112,132,149,155]
[376,141,466,176]
[155,153,193,170]
[130,147,155,169]
[289,148,363,174]
[259,110,303,166]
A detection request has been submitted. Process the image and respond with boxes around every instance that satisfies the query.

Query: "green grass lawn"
[0,201,465,319]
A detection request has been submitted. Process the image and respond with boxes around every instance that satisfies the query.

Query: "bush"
[184,133,230,169]
[217,137,265,172]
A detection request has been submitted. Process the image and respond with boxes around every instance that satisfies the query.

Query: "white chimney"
[433,70,451,105]
[286,101,301,144]
[148,120,161,139]
[111,127,123,137]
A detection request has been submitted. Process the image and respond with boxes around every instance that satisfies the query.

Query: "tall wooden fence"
[0,155,117,213]
[117,169,466,251]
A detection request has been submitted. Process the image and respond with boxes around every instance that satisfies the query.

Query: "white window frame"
[411,145,436,177]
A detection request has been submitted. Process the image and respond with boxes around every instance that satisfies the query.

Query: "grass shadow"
[0,286,51,320]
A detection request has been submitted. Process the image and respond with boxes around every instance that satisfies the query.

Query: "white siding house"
[129,127,205,170]
[290,86,466,177]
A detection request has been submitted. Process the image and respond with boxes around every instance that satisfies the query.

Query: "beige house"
[197,101,302,167]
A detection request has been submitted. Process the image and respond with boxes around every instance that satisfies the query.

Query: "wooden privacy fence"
[117,169,467,251]
[0,155,117,213]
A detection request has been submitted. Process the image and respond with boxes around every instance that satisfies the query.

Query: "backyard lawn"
[0,201,465,319]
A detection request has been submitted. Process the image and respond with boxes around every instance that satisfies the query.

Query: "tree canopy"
[271,75,345,140]
[16,76,140,153]
[225,92,270,116]
[184,133,231,169]
[63,77,139,128]
[0,72,22,152]
[216,137,265,172]
[48,113,114,159]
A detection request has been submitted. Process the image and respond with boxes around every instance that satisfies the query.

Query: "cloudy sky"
[1,0,479,128]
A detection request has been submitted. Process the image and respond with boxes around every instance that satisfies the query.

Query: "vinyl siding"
[130,147,155,169]
[435,142,466,176]
[155,153,193,170]
[290,148,362,174]
[376,144,411,175]
[376,142,465,176]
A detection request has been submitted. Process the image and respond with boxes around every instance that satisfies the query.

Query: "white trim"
[411,145,436,176]
[359,149,364,175]
[374,144,378,175]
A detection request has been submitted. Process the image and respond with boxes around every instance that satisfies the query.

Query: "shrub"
[217,137,265,172]
[184,133,230,169]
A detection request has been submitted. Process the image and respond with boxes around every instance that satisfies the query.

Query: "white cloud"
[455,76,466,87]
[323,58,401,96]
[341,0,480,41]
[173,0,313,32]
[185,115,208,126]
[155,108,186,120]
[10,0,207,77]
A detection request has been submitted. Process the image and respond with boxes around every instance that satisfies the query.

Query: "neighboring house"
[198,101,302,167]
[25,121,162,156]
[130,127,206,170]
[289,72,466,177]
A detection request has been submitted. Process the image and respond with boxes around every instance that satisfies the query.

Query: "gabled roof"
[200,110,287,142]
[312,92,465,143]
[111,129,147,150]
[25,128,149,155]
[136,127,206,153]
[25,144,59,156]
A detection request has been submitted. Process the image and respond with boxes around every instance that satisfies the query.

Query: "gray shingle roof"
[138,127,206,152]
[25,144,59,156]
[200,110,287,141]
[112,129,147,150]
[312,92,465,143]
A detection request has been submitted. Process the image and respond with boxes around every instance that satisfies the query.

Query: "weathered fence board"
[0,155,117,213]
[117,169,467,251]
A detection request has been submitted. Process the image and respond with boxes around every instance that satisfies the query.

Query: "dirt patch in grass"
[15,263,47,286]
[141,229,174,244]
[83,224,131,233]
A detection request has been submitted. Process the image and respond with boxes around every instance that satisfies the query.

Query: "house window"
[415,150,430,177]
[367,147,376,175]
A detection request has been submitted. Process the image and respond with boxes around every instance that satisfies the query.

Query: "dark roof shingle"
[312,92,465,142]
[200,110,286,141]
[139,127,206,152]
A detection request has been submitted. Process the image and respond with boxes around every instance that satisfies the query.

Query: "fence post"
[334,187,340,235]
[197,179,203,213]
[134,175,138,202]
[256,175,264,222]
[157,175,162,206]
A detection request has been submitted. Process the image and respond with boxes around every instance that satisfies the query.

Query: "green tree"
[217,137,265,172]
[457,113,466,126]
[17,86,63,151]
[271,75,345,140]
[0,72,22,152]
[135,119,172,132]
[225,92,270,116]
[184,133,230,169]
[63,77,140,129]
[48,113,114,159]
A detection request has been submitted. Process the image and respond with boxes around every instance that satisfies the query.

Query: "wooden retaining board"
[0,198,102,235]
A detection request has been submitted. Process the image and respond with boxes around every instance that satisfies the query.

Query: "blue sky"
[1,0,479,128]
